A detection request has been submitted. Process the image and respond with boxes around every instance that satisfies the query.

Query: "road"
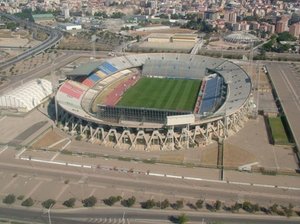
[265,62,300,152]
[0,206,300,224]
[0,51,108,95]
[0,13,63,70]
[0,157,300,206]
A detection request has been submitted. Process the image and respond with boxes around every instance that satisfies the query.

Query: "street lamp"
[48,203,54,224]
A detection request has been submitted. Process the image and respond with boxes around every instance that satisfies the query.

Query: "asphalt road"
[0,206,299,224]
[0,13,63,70]
[265,62,300,151]
[0,158,299,206]
[0,51,108,95]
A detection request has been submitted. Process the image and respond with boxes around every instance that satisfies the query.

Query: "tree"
[283,203,294,217]
[121,196,136,207]
[142,199,156,209]
[215,200,222,210]
[160,199,170,209]
[195,199,204,209]
[42,199,56,209]
[178,213,189,224]
[231,202,241,212]
[270,203,278,214]
[103,196,122,206]
[172,200,184,210]
[63,198,76,208]
[3,194,16,204]
[242,201,256,213]
[82,196,97,207]
[21,197,34,207]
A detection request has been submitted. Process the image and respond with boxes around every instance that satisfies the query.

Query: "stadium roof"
[67,61,100,76]
[224,32,259,43]
[32,14,55,22]
[0,79,52,112]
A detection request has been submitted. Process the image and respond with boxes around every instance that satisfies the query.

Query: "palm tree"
[178,213,189,224]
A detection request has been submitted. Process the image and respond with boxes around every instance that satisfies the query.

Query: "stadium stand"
[214,61,251,115]
[96,71,107,79]
[199,75,224,114]
[82,89,100,113]
[98,62,118,75]
[60,82,85,99]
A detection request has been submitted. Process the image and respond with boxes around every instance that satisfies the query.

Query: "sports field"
[117,77,201,111]
[268,117,289,145]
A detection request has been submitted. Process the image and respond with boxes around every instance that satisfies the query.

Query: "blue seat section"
[98,66,110,75]
[199,76,223,114]
[102,62,118,73]
[98,62,118,75]
[89,73,101,82]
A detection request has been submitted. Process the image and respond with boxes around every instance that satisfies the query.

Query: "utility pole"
[48,203,54,224]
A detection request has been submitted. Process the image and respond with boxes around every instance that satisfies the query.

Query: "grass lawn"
[117,77,201,111]
[268,117,289,145]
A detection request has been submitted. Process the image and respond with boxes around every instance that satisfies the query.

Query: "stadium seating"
[98,62,118,75]
[96,71,107,79]
[199,75,223,114]
[60,81,85,99]
[82,78,94,87]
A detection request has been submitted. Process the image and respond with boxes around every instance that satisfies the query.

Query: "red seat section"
[60,82,84,99]
[82,79,94,87]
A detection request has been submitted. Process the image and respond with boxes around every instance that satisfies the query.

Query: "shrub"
[42,199,56,209]
[178,213,189,224]
[215,200,222,210]
[160,199,170,209]
[63,198,76,208]
[17,195,24,200]
[172,200,184,210]
[195,199,204,209]
[3,194,16,204]
[231,202,241,212]
[103,196,122,206]
[21,197,34,207]
[121,196,136,207]
[142,199,156,209]
[82,196,97,207]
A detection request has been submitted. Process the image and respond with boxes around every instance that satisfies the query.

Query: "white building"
[0,79,53,112]
[58,23,82,31]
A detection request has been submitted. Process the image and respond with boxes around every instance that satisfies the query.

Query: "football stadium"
[56,53,252,150]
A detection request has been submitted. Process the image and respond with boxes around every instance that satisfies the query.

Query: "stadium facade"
[55,53,253,150]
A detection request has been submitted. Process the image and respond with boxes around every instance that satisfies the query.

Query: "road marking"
[15,147,28,159]
[1,177,17,192]
[0,145,8,155]
[55,184,69,200]
[0,116,7,122]
[89,188,96,197]
[17,157,300,191]
[25,180,43,198]
[272,146,280,170]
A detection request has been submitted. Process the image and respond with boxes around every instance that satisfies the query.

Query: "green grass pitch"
[268,117,289,145]
[117,77,201,111]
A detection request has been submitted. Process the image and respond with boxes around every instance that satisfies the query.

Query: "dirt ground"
[31,129,66,150]
[207,39,248,50]
[201,143,256,167]
[129,28,195,37]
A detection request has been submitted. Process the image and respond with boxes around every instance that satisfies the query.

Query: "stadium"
[56,53,252,150]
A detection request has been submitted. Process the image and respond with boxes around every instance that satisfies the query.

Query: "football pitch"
[117,77,201,111]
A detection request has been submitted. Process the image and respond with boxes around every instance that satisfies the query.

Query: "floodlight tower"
[91,34,97,61]
[49,53,59,124]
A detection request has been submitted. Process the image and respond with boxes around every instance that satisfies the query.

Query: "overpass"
[0,13,63,70]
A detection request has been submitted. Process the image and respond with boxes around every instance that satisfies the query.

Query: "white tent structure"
[0,79,53,112]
